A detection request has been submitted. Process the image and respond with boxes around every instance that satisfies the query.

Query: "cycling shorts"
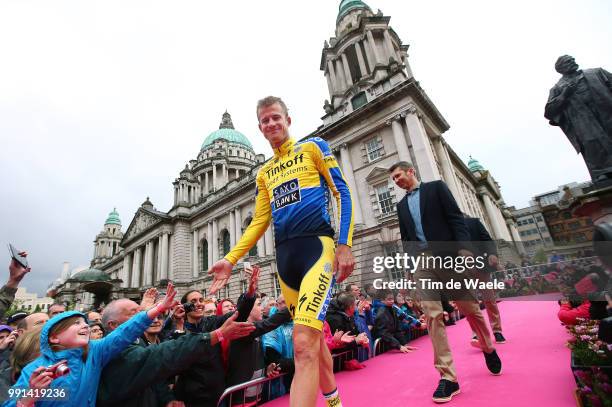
[276,235,336,331]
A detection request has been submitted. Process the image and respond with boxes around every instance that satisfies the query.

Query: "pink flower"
[581,385,592,394]
[588,394,602,407]
[574,370,589,382]
[568,337,577,344]
[580,335,591,341]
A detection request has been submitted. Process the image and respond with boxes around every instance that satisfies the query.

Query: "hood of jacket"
[40,310,87,363]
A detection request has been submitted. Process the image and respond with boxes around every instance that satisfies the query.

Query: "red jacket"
[558,301,590,325]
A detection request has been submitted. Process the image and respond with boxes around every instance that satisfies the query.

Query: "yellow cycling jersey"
[225,136,354,265]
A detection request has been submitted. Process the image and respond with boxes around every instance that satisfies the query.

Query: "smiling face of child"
[49,317,90,349]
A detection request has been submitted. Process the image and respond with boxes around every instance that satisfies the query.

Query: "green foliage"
[533,248,547,264]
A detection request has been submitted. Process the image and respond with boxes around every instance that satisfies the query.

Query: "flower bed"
[566,318,612,407]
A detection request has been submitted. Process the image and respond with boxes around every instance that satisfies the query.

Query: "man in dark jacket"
[372,290,416,354]
[390,161,501,403]
[96,298,256,407]
[464,215,506,345]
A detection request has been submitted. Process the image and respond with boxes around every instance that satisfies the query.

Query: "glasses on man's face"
[203,309,215,316]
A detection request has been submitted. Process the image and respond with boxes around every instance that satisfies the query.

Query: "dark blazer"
[397,180,470,254]
[464,217,498,257]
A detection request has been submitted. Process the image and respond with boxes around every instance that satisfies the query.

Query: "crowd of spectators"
[0,255,442,407]
[7,249,607,406]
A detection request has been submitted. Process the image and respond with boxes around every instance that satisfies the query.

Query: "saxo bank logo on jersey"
[273,178,301,209]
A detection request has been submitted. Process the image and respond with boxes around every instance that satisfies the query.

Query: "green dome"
[105,208,121,225]
[468,156,485,172]
[201,112,253,150]
[338,0,371,22]
[71,268,111,282]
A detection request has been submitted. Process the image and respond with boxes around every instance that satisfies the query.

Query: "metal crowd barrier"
[217,373,288,407]
[218,312,469,405]
[217,350,359,406]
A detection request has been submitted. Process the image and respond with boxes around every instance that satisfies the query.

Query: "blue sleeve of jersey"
[310,137,354,246]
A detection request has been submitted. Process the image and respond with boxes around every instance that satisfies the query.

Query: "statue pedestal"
[570,180,612,225]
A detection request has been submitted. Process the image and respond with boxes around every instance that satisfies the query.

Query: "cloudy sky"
[1,0,610,295]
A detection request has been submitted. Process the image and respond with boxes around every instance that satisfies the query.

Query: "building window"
[273,274,282,298]
[384,242,404,281]
[201,240,208,272]
[528,219,534,224]
[351,92,368,110]
[376,184,394,215]
[221,230,230,256]
[365,137,384,162]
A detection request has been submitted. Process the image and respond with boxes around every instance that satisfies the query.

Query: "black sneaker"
[484,349,502,375]
[494,332,506,344]
[432,379,460,403]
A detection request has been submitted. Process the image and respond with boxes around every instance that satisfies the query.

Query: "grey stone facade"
[51,1,522,306]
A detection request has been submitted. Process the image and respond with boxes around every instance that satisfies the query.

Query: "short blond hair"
[256,96,289,120]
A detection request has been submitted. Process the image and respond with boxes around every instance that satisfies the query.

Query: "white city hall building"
[50,0,522,308]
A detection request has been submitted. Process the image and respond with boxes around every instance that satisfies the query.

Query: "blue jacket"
[371,300,420,330]
[4,310,152,407]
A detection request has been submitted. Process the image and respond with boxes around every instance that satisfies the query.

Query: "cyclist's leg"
[292,236,339,407]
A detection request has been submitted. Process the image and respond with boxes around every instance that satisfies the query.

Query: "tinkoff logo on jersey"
[273,179,301,209]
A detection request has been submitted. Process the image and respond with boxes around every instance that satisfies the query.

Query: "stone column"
[388,115,412,164]
[482,194,504,240]
[156,236,162,283]
[335,59,347,91]
[355,41,368,78]
[205,171,209,193]
[212,219,219,262]
[229,211,236,247]
[212,164,217,190]
[132,247,142,288]
[383,29,398,62]
[161,233,169,280]
[192,229,199,278]
[432,137,464,211]
[207,222,213,269]
[256,236,265,258]
[264,225,274,256]
[362,38,375,72]
[495,208,513,242]
[235,207,242,242]
[341,53,353,87]
[145,241,154,286]
[325,71,334,96]
[122,253,132,288]
[366,30,382,65]
[327,60,338,94]
[403,106,441,182]
[235,169,239,179]
[338,144,363,224]
[507,220,525,254]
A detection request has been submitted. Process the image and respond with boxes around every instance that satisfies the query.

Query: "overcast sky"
[1,0,610,295]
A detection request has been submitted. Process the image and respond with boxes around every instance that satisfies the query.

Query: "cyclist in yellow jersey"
[208,96,355,407]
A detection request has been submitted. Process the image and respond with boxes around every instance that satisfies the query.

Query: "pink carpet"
[266,296,576,406]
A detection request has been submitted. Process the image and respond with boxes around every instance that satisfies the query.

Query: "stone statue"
[544,55,612,182]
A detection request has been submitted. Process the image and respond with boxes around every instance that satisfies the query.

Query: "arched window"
[201,239,208,272]
[222,230,230,256]
[244,217,258,256]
